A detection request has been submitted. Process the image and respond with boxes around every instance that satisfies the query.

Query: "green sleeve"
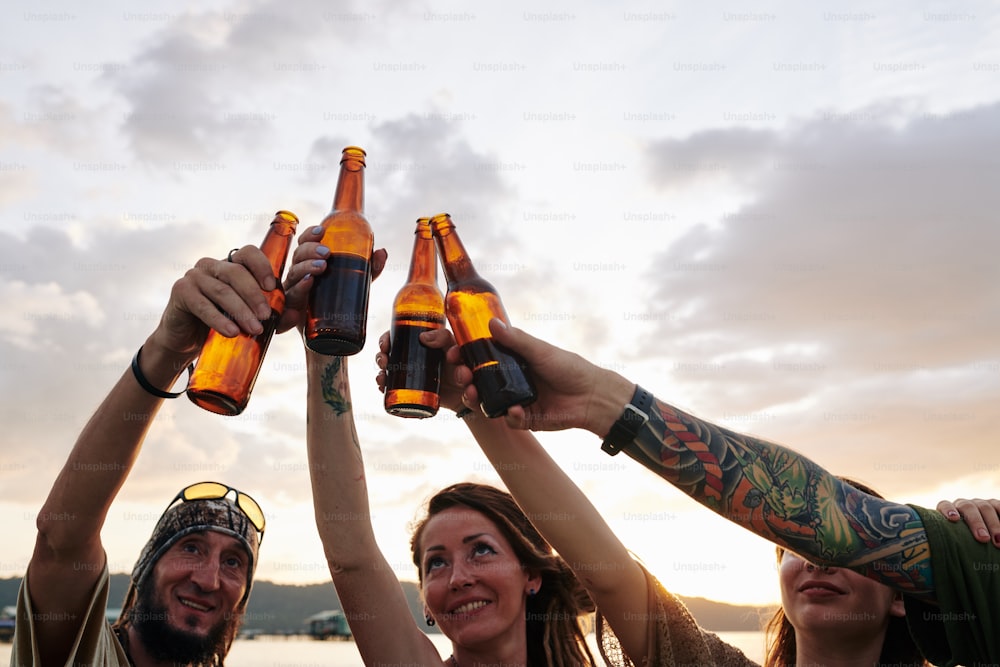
[904,504,1000,666]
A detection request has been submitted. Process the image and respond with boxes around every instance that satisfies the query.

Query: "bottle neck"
[259,212,299,280]
[332,157,365,212]
[431,219,477,284]
[407,224,439,285]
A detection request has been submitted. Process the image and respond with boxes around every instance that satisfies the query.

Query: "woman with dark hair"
[761,478,929,667]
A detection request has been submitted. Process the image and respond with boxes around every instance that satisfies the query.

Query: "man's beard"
[129,584,241,665]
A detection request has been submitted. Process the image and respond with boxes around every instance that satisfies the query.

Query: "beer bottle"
[384,218,445,418]
[187,210,299,416]
[429,212,536,418]
[305,146,373,356]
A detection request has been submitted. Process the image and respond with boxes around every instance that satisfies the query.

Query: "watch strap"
[601,385,653,456]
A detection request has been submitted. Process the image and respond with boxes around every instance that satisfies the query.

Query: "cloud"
[0,220,226,499]
[106,0,405,166]
[637,101,1000,491]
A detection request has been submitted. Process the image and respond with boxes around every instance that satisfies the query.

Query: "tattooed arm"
[304,352,447,666]
[450,320,936,597]
[299,303,445,663]
[286,238,445,665]
[627,399,933,594]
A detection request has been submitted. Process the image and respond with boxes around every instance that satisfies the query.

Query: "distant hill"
[0,574,772,634]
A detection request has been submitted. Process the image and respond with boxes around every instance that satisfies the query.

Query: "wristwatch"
[600,385,653,456]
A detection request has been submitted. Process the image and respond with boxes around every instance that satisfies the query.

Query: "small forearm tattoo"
[321,358,351,415]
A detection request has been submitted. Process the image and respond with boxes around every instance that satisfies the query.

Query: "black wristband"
[131,346,192,399]
[601,385,653,456]
[455,407,474,419]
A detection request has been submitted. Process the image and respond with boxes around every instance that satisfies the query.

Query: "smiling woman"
[410,484,596,665]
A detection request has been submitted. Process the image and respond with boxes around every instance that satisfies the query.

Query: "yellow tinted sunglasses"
[168,481,266,541]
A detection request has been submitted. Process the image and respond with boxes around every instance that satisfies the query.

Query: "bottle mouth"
[341,146,367,167]
[415,217,433,237]
[429,212,454,236]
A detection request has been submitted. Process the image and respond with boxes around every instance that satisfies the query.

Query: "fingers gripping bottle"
[187,210,299,416]
[429,212,536,418]
[384,218,446,418]
[305,146,374,356]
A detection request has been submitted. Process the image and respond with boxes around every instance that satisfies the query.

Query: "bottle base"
[386,404,439,419]
[187,390,245,416]
[306,336,364,356]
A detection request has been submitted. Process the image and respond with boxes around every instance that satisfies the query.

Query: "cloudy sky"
[1,0,998,611]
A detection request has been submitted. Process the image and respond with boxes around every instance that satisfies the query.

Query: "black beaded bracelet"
[131,345,193,399]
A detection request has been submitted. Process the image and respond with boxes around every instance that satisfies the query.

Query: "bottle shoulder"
[319,209,371,230]
[393,284,445,311]
[445,275,497,294]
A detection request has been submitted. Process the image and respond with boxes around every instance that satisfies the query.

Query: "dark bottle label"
[460,338,537,418]
[384,319,445,418]
[306,253,372,356]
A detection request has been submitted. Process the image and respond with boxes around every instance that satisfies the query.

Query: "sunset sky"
[1,0,998,609]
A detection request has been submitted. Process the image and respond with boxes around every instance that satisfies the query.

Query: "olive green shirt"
[10,564,129,667]
[905,504,1000,666]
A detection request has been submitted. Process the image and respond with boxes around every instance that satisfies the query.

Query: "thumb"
[490,318,551,368]
[504,404,531,431]
[489,318,528,352]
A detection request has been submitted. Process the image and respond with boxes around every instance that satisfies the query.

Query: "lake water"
[0,631,766,664]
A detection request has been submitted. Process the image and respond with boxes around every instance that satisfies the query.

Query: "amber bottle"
[305,146,373,356]
[384,218,445,418]
[187,210,299,416]
[430,212,536,418]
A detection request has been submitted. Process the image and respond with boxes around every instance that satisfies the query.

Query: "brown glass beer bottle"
[187,210,299,416]
[429,212,536,418]
[305,146,374,356]
[384,218,445,418]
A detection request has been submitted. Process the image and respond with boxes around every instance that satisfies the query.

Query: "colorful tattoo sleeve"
[624,398,934,595]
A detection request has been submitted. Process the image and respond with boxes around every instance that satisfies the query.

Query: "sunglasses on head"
[167,481,266,542]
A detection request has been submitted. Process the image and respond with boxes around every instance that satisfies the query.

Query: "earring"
[425,616,436,627]
[528,588,536,596]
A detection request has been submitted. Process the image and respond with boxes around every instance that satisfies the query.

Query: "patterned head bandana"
[130,497,260,604]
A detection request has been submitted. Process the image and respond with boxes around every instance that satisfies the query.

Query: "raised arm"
[451,320,937,595]
[289,237,443,666]
[27,246,279,664]
[303,352,444,666]
[378,328,651,663]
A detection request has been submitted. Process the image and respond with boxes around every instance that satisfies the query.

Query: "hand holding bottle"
[383,218,445,418]
[376,327,464,413]
[187,211,300,415]
[284,226,388,338]
[445,319,635,436]
[430,213,536,417]
[150,246,280,360]
[304,146,374,356]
